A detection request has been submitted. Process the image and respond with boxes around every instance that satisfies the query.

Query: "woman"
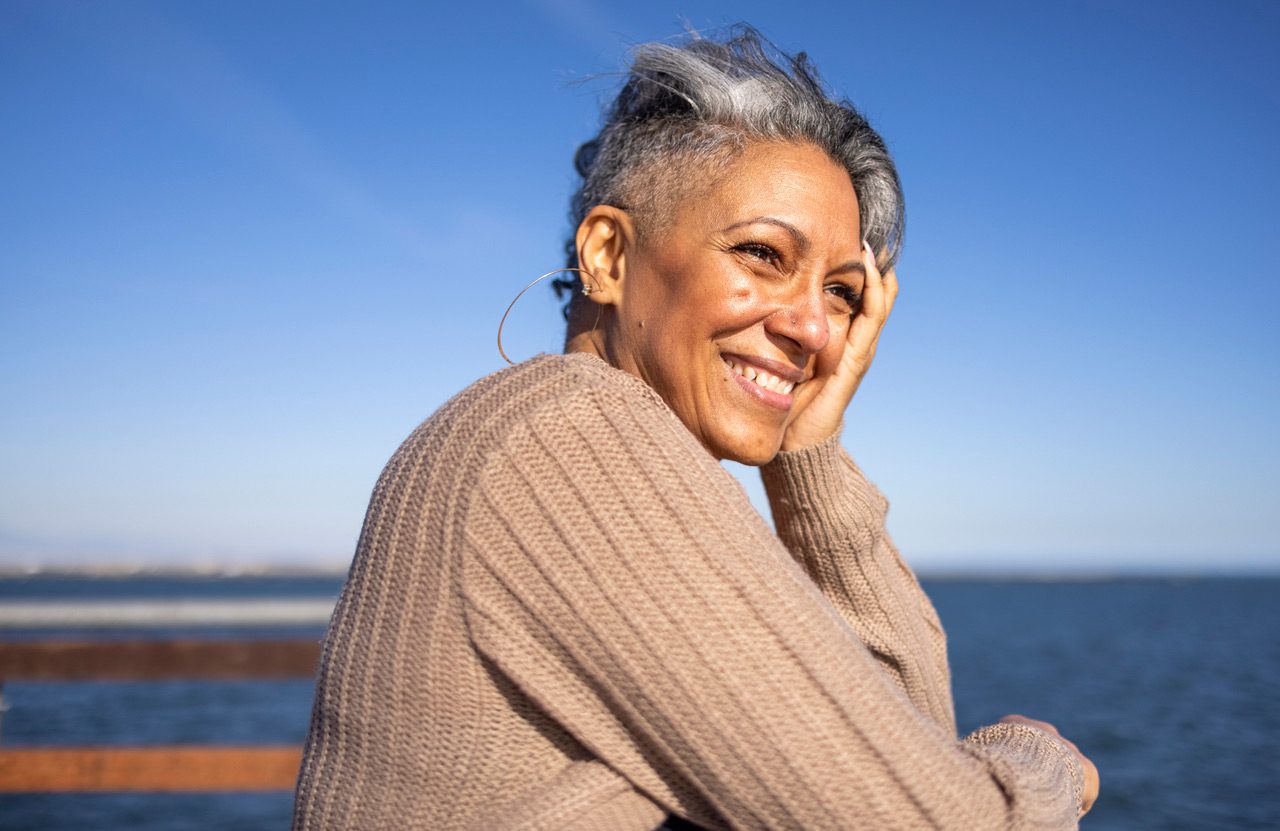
[293,28,1098,830]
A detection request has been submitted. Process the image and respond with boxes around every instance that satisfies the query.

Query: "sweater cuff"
[760,431,882,542]
[964,723,1086,818]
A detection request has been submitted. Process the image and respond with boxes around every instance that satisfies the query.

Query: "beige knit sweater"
[292,353,1084,830]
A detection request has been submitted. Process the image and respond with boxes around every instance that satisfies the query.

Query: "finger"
[842,246,883,369]
[1082,761,1100,814]
[857,240,886,325]
[883,268,899,318]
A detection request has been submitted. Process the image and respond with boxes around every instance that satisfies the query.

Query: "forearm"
[761,433,955,733]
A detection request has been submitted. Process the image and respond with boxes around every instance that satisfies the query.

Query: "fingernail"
[863,239,875,259]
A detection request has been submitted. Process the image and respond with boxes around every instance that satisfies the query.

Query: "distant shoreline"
[1,564,1275,581]
[0,564,351,578]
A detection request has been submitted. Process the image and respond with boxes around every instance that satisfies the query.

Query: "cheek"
[671,280,762,346]
[814,315,852,373]
[687,261,762,316]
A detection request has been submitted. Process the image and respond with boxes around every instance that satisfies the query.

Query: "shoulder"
[477,353,711,472]
[442,355,747,565]
[464,355,747,538]
[448,352,676,442]
[387,353,697,483]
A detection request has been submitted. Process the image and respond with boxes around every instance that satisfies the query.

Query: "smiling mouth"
[723,357,797,395]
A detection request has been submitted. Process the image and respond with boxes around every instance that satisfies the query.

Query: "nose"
[765,284,830,355]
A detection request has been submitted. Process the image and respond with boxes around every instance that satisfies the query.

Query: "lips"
[725,358,796,394]
[722,356,799,395]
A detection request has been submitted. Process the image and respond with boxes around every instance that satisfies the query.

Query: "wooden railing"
[0,639,322,792]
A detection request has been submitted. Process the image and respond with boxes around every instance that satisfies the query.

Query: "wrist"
[779,421,843,453]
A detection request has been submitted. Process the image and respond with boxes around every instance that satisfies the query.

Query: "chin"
[707,427,783,467]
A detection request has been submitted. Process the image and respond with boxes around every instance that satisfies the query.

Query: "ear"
[575,205,635,306]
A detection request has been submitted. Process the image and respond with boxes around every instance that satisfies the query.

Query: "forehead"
[670,141,862,244]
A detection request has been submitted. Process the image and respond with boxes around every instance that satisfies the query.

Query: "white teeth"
[724,358,795,396]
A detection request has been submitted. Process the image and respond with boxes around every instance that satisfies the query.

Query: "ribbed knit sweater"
[292,353,1084,830]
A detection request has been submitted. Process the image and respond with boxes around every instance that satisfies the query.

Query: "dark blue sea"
[1,574,1276,830]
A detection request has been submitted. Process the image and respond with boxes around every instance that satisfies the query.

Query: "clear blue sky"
[2,0,1277,573]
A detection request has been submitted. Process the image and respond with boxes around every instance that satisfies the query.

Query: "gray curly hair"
[555,25,904,314]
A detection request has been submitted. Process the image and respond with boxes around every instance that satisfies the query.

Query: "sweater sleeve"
[459,378,1082,830]
[759,434,956,734]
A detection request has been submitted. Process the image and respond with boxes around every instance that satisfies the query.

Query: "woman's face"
[605,141,865,464]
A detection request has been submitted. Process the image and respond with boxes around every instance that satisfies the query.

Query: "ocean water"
[1,574,1276,830]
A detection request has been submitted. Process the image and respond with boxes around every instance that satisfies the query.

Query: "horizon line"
[2,564,1277,581]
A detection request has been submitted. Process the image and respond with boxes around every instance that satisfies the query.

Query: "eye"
[732,242,782,267]
[825,283,862,316]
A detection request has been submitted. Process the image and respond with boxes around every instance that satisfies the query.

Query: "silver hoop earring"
[497,267,602,366]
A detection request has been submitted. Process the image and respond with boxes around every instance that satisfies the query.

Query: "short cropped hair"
[556,25,905,314]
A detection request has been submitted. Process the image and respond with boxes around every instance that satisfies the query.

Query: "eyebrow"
[722,216,865,276]
[722,216,810,255]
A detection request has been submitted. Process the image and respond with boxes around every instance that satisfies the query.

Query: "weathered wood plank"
[0,746,302,792]
[0,640,321,681]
